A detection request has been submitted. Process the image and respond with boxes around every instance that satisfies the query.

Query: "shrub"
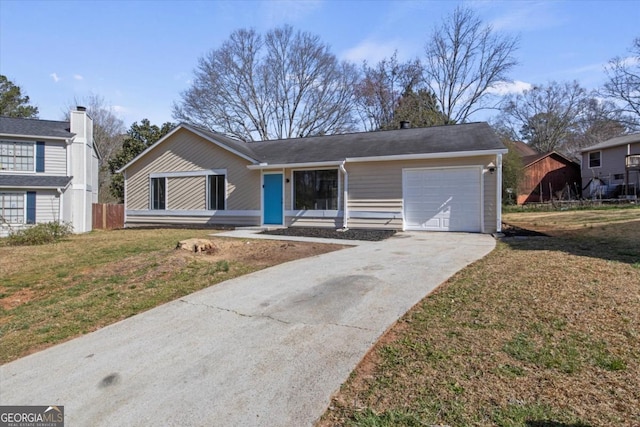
[6,222,74,246]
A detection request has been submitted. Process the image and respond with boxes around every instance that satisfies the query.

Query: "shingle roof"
[121,122,506,172]
[183,124,260,162]
[245,122,504,164]
[0,175,72,188]
[0,116,73,139]
[581,133,640,152]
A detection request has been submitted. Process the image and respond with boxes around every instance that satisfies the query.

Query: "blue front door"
[263,173,283,225]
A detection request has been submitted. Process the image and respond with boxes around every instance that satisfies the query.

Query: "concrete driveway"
[0,231,495,426]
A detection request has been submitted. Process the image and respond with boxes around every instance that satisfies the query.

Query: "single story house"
[118,122,507,233]
[581,133,640,198]
[518,151,581,204]
[0,107,99,236]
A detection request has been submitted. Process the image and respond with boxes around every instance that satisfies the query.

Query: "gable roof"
[119,122,506,172]
[0,116,73,140]
[248,122,505,166]
[581,133,640,152]
[521,151,579,168]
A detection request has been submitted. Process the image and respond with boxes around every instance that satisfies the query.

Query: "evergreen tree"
[0,75,39,118]
[108,119,175,202]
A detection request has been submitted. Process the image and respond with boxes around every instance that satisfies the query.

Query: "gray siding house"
[581,133,640,198]
[119,122,507,233]
[0,108,99,236]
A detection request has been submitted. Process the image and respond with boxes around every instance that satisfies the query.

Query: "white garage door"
[403,167,482,232]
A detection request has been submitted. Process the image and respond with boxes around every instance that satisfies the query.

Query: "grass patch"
[321,207,640,427]
[0,228,344,363]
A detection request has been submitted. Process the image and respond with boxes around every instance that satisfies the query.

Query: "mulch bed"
[260,227,396,241]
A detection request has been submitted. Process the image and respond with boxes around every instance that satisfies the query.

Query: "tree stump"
[176,238,217,253]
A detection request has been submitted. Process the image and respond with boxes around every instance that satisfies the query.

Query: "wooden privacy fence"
[92,203,124,230]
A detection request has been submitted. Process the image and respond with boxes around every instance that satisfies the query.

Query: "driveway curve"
[0,232,495,426]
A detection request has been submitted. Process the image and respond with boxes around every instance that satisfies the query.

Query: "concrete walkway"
[1,232,495,426]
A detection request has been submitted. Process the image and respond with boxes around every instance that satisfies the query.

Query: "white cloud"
[620,56,640,67]
[263,0,323,24]
[486,80,533,96]
[73,74,84,80]
[341,40,401,64]
[471,1,564,32]
[50,73,60,82]
[112,105,128,115]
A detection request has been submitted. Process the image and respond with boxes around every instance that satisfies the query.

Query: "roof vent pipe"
[400,121,411,129]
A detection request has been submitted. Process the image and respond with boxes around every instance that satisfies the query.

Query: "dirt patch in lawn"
[0,230,347,363]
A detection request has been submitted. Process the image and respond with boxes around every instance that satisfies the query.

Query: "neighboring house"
[119,122,506,233]
[518,151,581,204]
[0,107,99,236]
[581,133,640,199]
[508,139,538,158]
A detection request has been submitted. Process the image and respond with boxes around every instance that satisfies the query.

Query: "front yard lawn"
[0,228,344,364]
[320,206,640,427]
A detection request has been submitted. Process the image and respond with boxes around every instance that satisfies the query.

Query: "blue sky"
[1,0,638,128]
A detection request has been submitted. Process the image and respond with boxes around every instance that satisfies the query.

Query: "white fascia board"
[116,124,260,173]
[345,149,508,163]
[248,161,343,170]
[116,125,185,173]
[182,124,259,164]
[0,133,70,142]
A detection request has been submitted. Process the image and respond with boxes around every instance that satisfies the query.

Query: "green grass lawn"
[320,206,640,427]
[0,228,341,363]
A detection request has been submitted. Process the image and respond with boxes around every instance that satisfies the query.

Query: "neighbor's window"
[0,141,34,171]
[207,174,225,210]
[0,192,25,224]
[589,151,601,168]
[150,177,166,210]
[294,169,338,210]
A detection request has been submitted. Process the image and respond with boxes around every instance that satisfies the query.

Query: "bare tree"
[173,25,358,141]
[424,6,518,124]
[563,97,628,156]
[498,81,589,153]
[601,37,640,127]
[353,52,424,131]
[63,93,125,203]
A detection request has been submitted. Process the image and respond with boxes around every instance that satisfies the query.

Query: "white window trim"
[150,169,226,178]
[205,173,227,211]
[0,140,36,173]
[290,167,340,211]
[0,191,27,224]
[588,151,602,169]
[149,176,167,210]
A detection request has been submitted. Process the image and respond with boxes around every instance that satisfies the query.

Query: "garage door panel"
[403,168,481,232]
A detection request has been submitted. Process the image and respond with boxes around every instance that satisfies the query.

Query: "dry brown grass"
[0,228,344,363]
[320,207,640,427]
